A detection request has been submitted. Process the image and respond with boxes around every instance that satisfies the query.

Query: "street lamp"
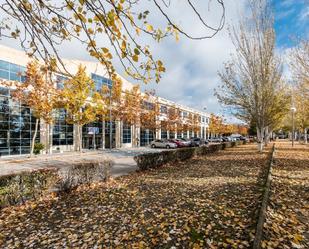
[291,106,296,147]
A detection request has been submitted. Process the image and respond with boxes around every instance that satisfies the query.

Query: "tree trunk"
[102,117,105,149]
[30,118,39,157]
[264,126,270,146]
[79,125,83,154]
[256,126,264,152]
[305,128,308,144]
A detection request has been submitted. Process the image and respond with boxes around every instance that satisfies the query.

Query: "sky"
[0,0,308,123]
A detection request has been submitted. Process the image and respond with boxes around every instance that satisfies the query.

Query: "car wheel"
[166,145,170,149]
[151,144,156,148]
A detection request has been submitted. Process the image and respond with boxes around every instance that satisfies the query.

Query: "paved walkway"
[0,148,159,178]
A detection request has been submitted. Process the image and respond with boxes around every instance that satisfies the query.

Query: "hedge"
[134,141,245,171]
[0,159,113,208]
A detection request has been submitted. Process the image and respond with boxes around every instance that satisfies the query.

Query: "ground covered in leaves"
[262,142,309,249]
[0,144,271,248]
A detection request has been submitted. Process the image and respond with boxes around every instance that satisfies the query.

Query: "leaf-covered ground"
[0,144,271,248]
[262,142,309,249]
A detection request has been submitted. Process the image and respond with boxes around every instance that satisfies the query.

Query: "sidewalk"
[0,150,139,178]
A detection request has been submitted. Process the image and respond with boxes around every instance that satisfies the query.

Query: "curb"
[253,143,275,249]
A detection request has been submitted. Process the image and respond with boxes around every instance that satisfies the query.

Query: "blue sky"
[272,0,309,48]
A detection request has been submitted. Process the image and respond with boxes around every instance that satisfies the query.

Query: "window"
[122,123,131,144]
[0,60,26,82]
[142,101,154,110]
[140,128,155,146]
[161,130,167,139]
[169,132,175,139]
[160,105,167,114]
[91,73,112,92]
[55,75,67,89]
[182,111,188,118]
[53,109,73,146]
[0,87,39,156]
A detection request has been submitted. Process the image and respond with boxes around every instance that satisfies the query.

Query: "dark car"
[190,137,205,147]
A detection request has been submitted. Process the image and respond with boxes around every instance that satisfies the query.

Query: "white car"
[150,139,177,149]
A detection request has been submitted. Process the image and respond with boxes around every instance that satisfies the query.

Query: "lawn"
[0,144,271,248]
[262,142,309,249]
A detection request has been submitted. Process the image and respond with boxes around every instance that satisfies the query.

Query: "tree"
[0,0,225,84]
[294,81,309,143]
[209,114,222,137]
[165,105,181,136]
[60,65,97,152]
[140,95,160,143]
[291,41,309,143]
[5,60,57,157]
[215,0,289,151]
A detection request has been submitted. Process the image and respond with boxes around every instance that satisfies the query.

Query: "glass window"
[0,60,10,70]
[53,109,73,146]
[161,130,167,139]
[122,123,131,144]
[91,73,112,92]
[0,70,10,80]
[0,87,39,155]
[140,128,155,146]
[0,60,25,83]
[160,105,168,114]
[0,87,9,96]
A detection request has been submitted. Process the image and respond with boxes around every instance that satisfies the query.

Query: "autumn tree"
[5,60,58,157]
[122,85,143,146]
[140,96,160,143]
[215,0,289,151]
[291,41,309,143]
[60,65,97,152]
[209,114,222,137]
[192,114,201,137]
[0,0,225,84]
[293,82,309,143]
[165,105,181,137]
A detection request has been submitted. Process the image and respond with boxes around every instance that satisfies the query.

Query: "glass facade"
[169,132,175,139]
[55,75,67,89]
[122,123,131,144]
[140,128,155,146]
[160,105,167,114]
[0,87,39,156]
[161,130,167,139]
[52,109,73,146]
[82,121,103,149]
[0,60,26,82]
[91,73,112,91]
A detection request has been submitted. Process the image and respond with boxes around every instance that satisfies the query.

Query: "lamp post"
[291,106,296,147]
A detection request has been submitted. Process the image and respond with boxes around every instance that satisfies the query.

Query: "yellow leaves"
[132,54,139,62]
[146,24,154,32]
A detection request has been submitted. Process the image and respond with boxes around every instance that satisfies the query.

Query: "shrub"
[33,143,45,155]
[0,159,114,208]
[134,142,243,171]
[0,169,59,208]
[56,159,113,192]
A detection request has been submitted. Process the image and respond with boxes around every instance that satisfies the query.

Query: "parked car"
[168,139,186,148]
[222,136,231,142]
[208,137,223,143]
[150,139,177,149]
[190,137,205,147]
[178,138,192,147]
